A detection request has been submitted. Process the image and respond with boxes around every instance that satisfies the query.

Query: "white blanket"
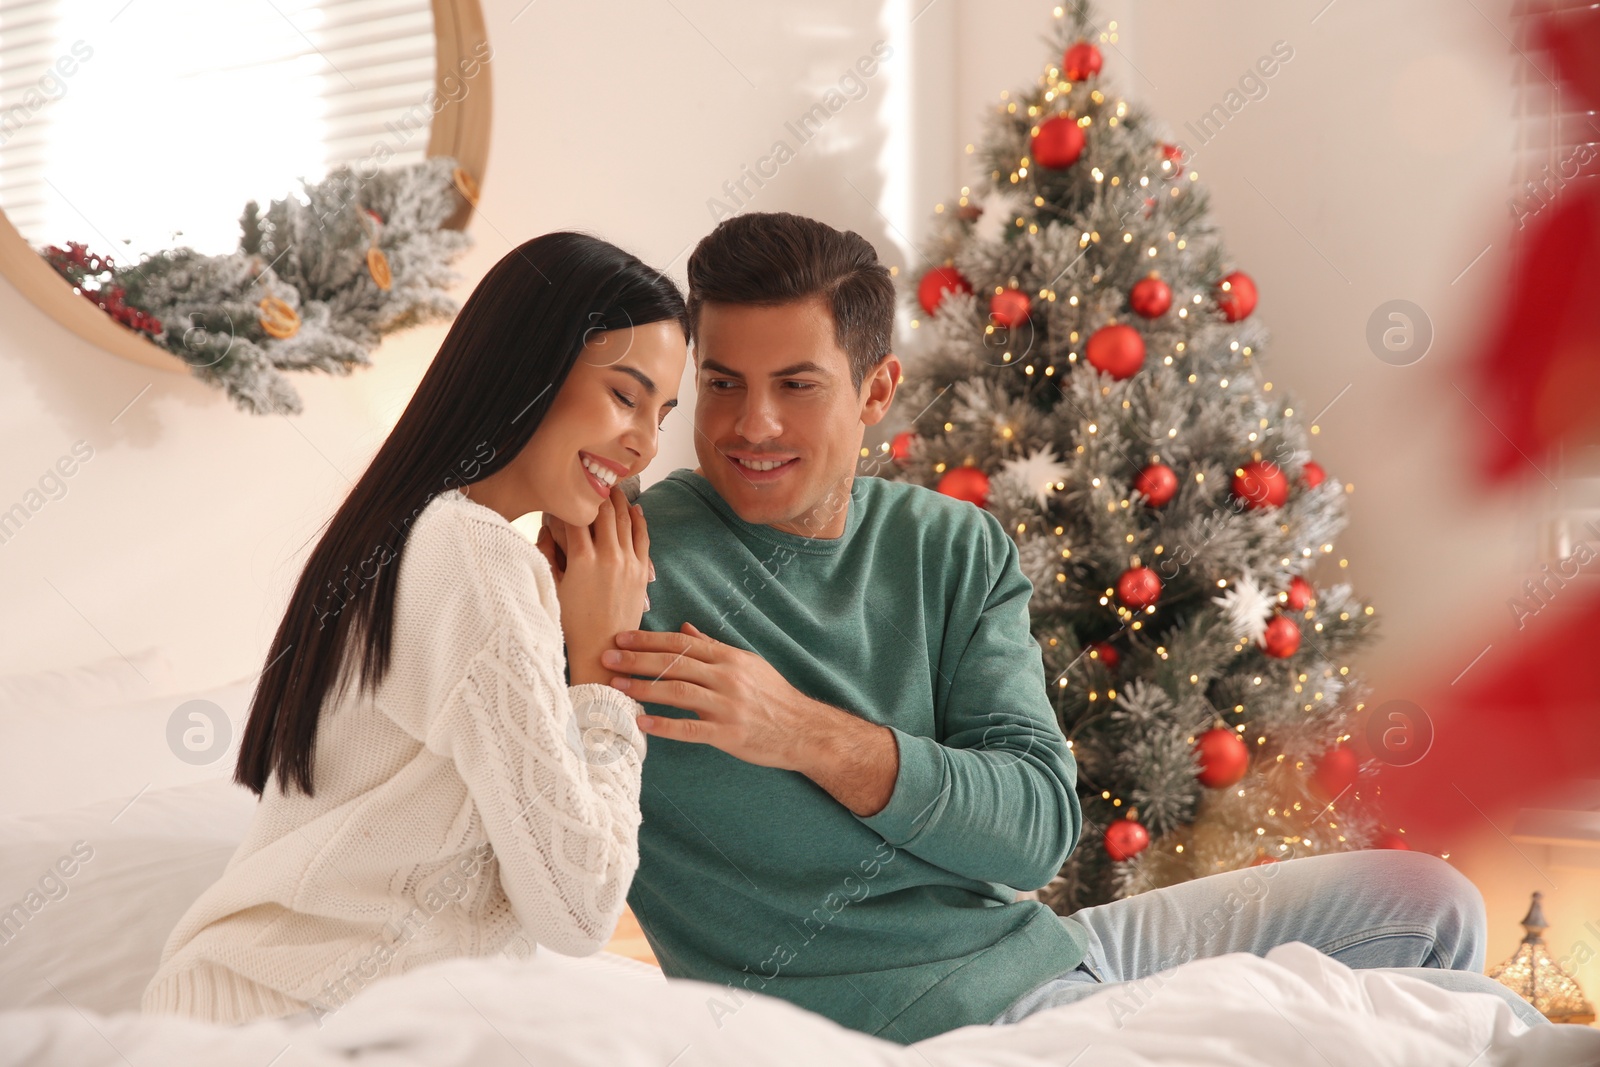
[4,941,1596,1067]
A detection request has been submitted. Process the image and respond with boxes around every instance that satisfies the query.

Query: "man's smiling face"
[691,296,898,539]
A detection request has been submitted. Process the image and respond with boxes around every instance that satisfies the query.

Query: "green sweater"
[627,469,1089,1045]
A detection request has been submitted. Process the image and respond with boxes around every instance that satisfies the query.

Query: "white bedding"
[4,939,1598,1067]
[2,769,1597,1065]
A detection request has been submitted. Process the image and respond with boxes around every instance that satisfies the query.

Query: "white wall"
[0,0,1561,827]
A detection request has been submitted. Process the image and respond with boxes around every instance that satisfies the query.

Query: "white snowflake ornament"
[971,189,1027,245]
[999,447,1072,508]
[1212,569,1274,645]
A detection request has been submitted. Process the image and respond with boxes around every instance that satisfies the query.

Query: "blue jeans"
[991,849,1548,1029]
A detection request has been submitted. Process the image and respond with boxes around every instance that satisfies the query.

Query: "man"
[596,212,1546,1042]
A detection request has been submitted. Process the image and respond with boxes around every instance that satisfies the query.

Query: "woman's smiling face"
[517,320,687,526]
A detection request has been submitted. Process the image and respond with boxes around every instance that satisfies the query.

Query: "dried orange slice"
[258,296,300,339]
[366,246,393,291]
[452,166,480,206]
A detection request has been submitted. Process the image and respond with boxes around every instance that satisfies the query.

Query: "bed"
[2,663,1597,1065]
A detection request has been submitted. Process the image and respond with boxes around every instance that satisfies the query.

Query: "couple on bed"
[142,213,1547,1038]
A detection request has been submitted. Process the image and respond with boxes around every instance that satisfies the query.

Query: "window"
[0,0,438,258]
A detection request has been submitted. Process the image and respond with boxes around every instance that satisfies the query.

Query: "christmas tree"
[881,1,1385,911]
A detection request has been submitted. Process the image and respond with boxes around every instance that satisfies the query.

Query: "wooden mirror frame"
[0,0,492,374]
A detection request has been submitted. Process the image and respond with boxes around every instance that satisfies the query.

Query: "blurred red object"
[1538,2,1600,110]
[1473,186,1600,483]
[1373,591,1600,841]
[1471,3,1600,485]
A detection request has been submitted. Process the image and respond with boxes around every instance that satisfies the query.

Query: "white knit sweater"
[142,488,647,1025]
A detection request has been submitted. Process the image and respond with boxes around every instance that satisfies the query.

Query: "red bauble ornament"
[1063,40,1103,82]
[1085,323,1146,380]
[917,266,971,315]
[1232,460,1288,510]
[1032,115,1086,170]
[1142,196,1157,219]
[1104,816,1150,861]
[989,287,1032,329]
[937,466,990,507]
[1129,273,1172,319]
[1133,463,1178,507]
[1259,614,1301,658]
[1311,745,1359,803]
[890,431,916,466]
[1249,852,1280,867]
[1159,142,1185,178]
[1302,460,1326,488]
[1087,641,1120,671]
[1216,271,1258,322]
[1373,831,1411,851]
[1194,727,1250,789]
[1283,575,1314,612]
[1116,566,1162,609]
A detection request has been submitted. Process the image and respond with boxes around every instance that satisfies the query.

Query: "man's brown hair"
[686,212,894,389]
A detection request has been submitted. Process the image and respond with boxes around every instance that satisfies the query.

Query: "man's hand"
[601,622,898,815]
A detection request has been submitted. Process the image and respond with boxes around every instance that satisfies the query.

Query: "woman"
[142,233,689,1026]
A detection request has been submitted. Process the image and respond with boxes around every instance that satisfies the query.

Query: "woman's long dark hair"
[236,233,690,797]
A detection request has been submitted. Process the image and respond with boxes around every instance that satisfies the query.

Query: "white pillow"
[0,776,258,1014]
[0,675,256,819]
[0,775,663,1018]
[0,648,177,715]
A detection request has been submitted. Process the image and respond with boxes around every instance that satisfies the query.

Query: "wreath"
[42,159,479,415]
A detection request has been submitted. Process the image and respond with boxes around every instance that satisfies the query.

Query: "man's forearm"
[794,701,899,817]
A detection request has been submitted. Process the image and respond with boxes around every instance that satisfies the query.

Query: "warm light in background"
[1490,891,1596,1025]
[0,0,434,258]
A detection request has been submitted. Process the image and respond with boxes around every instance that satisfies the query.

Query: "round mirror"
[0,0,490,379]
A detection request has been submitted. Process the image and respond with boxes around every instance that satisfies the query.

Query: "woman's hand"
[533,524,567,579]
[542,487,651,687]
